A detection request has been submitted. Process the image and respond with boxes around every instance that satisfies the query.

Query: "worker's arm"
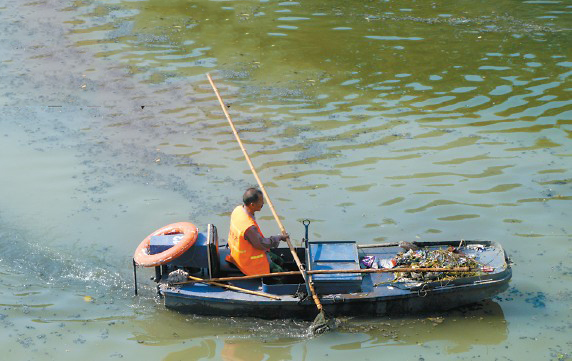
[244,226,284,251]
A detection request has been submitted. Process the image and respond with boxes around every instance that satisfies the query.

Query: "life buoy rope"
[133,222,198,267]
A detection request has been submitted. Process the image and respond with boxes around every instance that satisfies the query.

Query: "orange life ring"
[133,222,198,267]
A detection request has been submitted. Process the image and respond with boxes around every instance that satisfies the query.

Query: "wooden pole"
[186,275,281,300]
[206,73,325,316]
[357,242,399,248]
[175,267,472,285]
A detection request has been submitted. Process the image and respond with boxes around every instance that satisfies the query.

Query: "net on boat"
[167,269,189,284]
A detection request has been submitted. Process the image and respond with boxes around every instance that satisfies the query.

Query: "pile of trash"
[361,244,485,283]
[391,248,482,282]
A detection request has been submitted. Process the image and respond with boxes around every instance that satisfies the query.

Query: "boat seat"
[205,225,242,276]
[217,246,244,274]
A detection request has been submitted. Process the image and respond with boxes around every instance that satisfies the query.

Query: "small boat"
[133,222,512,319]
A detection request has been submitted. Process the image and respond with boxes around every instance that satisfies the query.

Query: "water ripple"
[56,0,572,234]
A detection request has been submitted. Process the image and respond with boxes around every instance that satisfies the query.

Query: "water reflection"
[219,339,297,361]
[61,0,572,215]
[333,300,508,354]
[162,338,296,361]
[164,340,218,361]
[132,310,310,360]
[152,301,507,360]
[131,309,309,346]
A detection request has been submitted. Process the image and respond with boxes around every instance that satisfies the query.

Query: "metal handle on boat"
[302,219,310,248]
[301,219,312,297]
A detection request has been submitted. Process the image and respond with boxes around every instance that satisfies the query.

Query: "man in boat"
[226,188,288,276]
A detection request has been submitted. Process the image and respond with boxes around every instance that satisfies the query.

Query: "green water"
[1,0,571,360]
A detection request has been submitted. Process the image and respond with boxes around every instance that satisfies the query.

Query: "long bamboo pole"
[175,267,471,285]
[187,275,281,300]
[206,73,325,316]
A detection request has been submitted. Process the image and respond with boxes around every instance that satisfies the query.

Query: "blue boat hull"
[158,240,512,319]
[163,271,510,319]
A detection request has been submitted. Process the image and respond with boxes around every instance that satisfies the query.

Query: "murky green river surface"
[1,0,571,359]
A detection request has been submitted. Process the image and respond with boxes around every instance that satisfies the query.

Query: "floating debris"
[427,316,444,325]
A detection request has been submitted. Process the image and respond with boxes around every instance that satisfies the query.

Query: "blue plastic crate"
[308,241,362,294]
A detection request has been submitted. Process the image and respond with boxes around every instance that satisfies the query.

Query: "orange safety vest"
[227,205,270,275]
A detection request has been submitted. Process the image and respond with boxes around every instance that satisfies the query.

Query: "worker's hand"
[269,235,282,245]
[269,234,289,246]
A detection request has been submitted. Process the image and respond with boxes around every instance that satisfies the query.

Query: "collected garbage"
[360,245,485,282]
[392,247,482,282]
[360,255,378,269]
